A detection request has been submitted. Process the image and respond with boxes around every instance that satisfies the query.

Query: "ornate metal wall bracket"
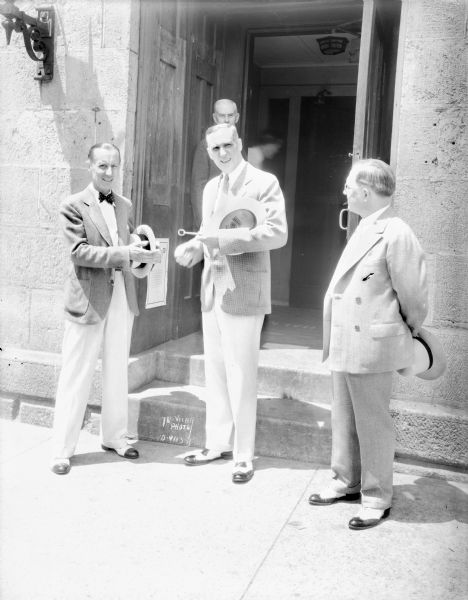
[0,1,55,81]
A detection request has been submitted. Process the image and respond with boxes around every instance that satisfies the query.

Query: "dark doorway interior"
[290,95,355,308]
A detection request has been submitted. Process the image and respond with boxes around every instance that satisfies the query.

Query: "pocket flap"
[370,322,407,338]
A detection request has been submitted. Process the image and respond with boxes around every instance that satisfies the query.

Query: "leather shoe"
[51,459,71,475]
[101,444,139,459]
[348,507,391,530]
[232,462,254,484]
[309,492,361,505]
[184,448,233,466]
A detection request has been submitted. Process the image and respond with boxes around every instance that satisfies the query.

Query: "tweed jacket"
[323,207,428,373]
[188,161,288,315]
[60,184,139,324]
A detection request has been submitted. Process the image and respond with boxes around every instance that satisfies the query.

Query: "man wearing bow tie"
[175,124,287,483]
[50,142,161,475]
[308,159,428,529]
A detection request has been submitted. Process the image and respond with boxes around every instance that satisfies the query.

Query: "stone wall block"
[54,0,103,52]
[29,233,68,287]
[0,109,94,168]
[394,178,468,254]
[102,0,138,51]
[396,107,467,179]
[405,0,467,39]
[19,402,55,428]
[0,228,34,286]
[394,328,468,410]
[0,287,30,348]
[0,354,60,399]
[29,289,65,353]
[401,38,467,106]
[0,51,42,109]
[428,254,468,326]
[38,167,72,228]
[0,167,40,226]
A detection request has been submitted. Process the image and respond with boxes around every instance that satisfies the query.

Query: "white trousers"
[52,273,134,458]
[202,302,264,463]
[329,371,395,509]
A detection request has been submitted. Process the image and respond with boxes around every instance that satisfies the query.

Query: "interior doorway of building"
[246,30,360,313]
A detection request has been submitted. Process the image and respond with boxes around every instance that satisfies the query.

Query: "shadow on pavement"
[392,476,468,524]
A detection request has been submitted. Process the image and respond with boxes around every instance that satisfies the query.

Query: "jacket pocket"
[370,322,408,338]
[65,277,91,317]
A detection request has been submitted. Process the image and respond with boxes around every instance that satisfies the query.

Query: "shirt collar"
[358,204,391,228]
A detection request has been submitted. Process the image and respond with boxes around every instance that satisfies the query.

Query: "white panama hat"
[398,327,447,380]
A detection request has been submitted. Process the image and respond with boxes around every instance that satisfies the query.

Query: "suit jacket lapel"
[83,185,113,246]
[330,207,395,288]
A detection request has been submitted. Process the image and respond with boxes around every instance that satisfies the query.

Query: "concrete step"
[128,380,332,465]
[2,333,467,470]
[126,378,468,470]
[142,332,332,404]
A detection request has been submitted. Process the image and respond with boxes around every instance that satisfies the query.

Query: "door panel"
[349,0,401,236]
[175,10,222,338]
[131,1,186,353]
[290,97,355,308]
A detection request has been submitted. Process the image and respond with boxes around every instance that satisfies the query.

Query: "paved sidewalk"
[1,419,467,600]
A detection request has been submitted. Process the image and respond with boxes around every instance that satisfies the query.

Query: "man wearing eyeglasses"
[309,159,428,529]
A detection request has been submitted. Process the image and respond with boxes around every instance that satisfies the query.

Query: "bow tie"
[99,191,114,204]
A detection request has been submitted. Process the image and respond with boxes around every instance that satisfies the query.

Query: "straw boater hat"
[130,224,158,279]
[398,327,447,380]
[208,196,267,231]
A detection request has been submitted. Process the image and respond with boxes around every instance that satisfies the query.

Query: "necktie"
[99,191,114,204]
[214,175,229,214]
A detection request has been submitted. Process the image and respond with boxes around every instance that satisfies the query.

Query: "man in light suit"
[50,142,161,475]
[190,99,240,229]
[175,123,287,483]
[308,159,428,528]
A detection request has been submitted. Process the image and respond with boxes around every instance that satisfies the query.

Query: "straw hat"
[398,327,447,380]
[208,197,267,231]
[130,224,158,279]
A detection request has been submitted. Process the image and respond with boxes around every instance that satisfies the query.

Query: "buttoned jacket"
[323,207,428,373]
[188,162,288,315]
[60,184,139,324]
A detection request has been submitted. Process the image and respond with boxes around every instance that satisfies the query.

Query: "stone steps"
[1,333,467,470]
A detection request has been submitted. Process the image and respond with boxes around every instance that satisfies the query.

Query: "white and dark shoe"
[184,448,233,466]
[232,461,254,484]
[348,506,391,530]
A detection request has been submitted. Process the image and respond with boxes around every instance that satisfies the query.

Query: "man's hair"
[353,159,395,197]
[205,123,239,140]
[88,142,121,163]
[213,98,238,114]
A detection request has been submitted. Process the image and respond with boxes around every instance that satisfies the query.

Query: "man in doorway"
[175,123,287,483]
[50,142,161,475]
[190,98,240,229]
[309,159,428,528]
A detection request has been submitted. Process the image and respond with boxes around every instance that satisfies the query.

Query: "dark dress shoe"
[51,461,71,475]
[184,449,233,466]
[232,463,254,484]
[309,492,361,506]
[348,507,391,530]
[101,444,139,459]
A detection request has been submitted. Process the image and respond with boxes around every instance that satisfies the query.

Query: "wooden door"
[348,0,401,236]
[131,1,187,353]
[174,9,223,339]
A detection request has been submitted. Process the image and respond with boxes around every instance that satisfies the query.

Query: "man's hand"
[129,240,162,264]
[196,231,219,250]
[174,241,201,268]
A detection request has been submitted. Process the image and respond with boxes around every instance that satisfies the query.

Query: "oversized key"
[177,228,198,237]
